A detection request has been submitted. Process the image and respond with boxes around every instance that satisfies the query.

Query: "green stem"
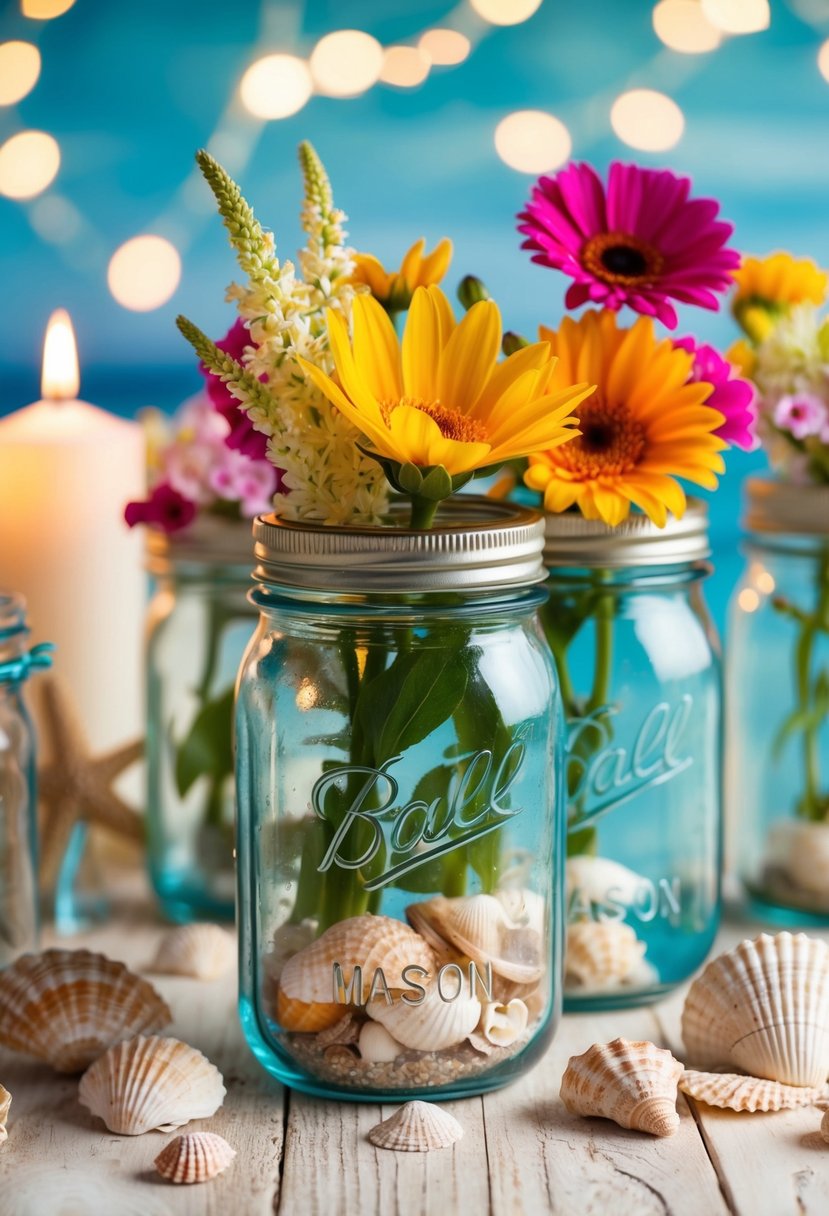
[795,552,829,821]
[409,496,439,530]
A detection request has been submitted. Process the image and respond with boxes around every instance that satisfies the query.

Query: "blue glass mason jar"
[236,499,563,1101]
[728,478,829,924]
[145,520,258,923]
[541,503,722,1010]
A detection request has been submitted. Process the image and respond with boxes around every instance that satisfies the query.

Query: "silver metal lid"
[252,498,546,593]
[145,516,255,574]
[543,499,710,568]
[743,476,829,537]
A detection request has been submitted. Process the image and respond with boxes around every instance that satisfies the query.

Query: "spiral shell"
[368,1101,463,1152]
[560,1038,682,1137]
[407,895,543,984]
[78,1035,226,1135]
[368,981,480,1052]
[681,931,829,1087]
[564,921,647,992]
[150,924,235,981]
[154,1132,236,1184]
[0,1085,10,1145]
[0,949,171,1073]
[680,1070,827,1113]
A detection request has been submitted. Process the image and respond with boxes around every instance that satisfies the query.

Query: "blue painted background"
[2,0,828,623]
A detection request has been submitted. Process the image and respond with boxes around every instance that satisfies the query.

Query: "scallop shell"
[368,1101,463,1152]
[564,921,646,992]
[679,1070,826,1113]
[0,1085,10,1145]
[274,988,342,1033]
[566,855,643,911]
[407,895,543,984]
[279,915,436,1005]
[358,1022,404,1063]
[681,932,829,1087]
[315,1015,360,1049]
[821,1109,829,1144]
[481,999,528,1047]
[78,1035,226,1135]
[0,949,171,1073]
[560,1038,682,1137]
[150,925,235,981]
[154,1132,236,1184]
[368,981,481,1052]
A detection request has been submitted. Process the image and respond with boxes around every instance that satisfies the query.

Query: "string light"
[652,0,722,53]
[310,30,384,98]
[470,0,542,25]
[239,54,313,120]
[418,29,471,66]
[610,89,685,152]
[107,235,181,312]
[494,111,571,173]
[21,0,76,16]
[0,130,60,199]
[701,0,770,34]
[0,42,41,105]
[381,47,430,88]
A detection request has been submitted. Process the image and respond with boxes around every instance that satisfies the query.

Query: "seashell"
[359,1022,404,1063]
[560,1038,682,1137]
[768,820,829,898]
[681,931,829,1087]
[274,988,342,1033]
[154,1132,236,1184]
[408,895,543,984]
[566,855,643,914]
[481,999,528,1048]
[323,1043,359,1064]
[0,949,171,1073]
[316,1014,360,1049]
[150,924,235,981]
[0,1085,10,1145]
[494,888,545,936]
[467,1031,494,1056]
[264,919,318,987]
[78,1034,225,1135]
[679,1070,827,1113]
[564,921,646,992]
[821,1109,829,1144]
[279,914,435,1005]
[368,1101,463,1152]
[368,981,481,1052]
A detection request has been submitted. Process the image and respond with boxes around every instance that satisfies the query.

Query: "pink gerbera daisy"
[518,162,740,330]
[675,336,757,451]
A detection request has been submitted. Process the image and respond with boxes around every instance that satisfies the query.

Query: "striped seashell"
[150,924,235,981]
[78,1035,225,1135]
[368,981,480,1052]
[481,999,528,1047]
[564,921,646,992]
[680,1070,827,1113]
[681,932,829,1087]
[274,988,342,1033]
[0,949,171,1073]
[368,1101,463,1152]
[0,1085,10,1145]
[407,894,543,984]
[154,1132,236,1184]
[560,1038,682,1137]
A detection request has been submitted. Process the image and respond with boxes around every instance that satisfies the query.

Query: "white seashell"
[767,820,829,899]
[0,949,171,1073]
[358,1022,404,1063]
[369,981,481,1052]
[821,1109,829,1144]
[560,1038,682,1137]
[154,1132,236,1184]
[408,895,543,984]
[680,1070,827,1113]
[481,999,528,1047]
[368,1101,463,1152]
[0,1085,10,1145]
[681,931,829,1087]
[566,856,643,913]
[564,921,646,992]
[78,1035,226,1135]
[150,924,235,981]
[467,1031,494,1056]
[494,889,545,936]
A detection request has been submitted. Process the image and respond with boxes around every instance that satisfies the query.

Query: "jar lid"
[743,476,829,536]
[252,498,546,593]
[543,499,710,568]
[145,515,255,574]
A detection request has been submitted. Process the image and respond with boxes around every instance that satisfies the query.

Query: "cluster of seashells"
[266,891,547,1077]
[564,856,657,995]
[560,931,829,1139]
[0,925,237,1185]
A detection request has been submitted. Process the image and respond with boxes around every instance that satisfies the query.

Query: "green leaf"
[175,686,235,798]
[418,465,453,500]
[378,649,469,759]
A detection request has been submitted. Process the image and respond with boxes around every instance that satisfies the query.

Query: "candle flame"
[41,308,80,400]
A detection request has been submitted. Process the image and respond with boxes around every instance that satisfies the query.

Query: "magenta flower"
[773,392,828,440]
[124,482,197,533]
[518,162,740,330]
[674,336,757,451]
[201,319,270,461]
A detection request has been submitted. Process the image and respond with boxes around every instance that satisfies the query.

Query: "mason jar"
[727,477,829,924]
[236,499,563,1101]
[146,519,258,923]
[541,503,721,1010]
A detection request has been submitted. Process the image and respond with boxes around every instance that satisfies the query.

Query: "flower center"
[556,397,647,479]
[581,231,665,287]
[383,397,488,445]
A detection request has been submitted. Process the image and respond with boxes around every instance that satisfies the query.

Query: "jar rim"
[145,515,256,575]
[542,499,710,568]
[743,476,829,537]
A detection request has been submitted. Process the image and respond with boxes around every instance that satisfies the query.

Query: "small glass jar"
[145,520,258,923]
[0,593,50,967]
[728,477,829,924]
[236,500,563,1101]
[541,503,722,1010]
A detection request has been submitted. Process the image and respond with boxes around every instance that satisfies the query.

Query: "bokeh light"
[381,46,430,88]
[418,29,471,66]
[653,0,722,53]
[494,110,572,173]
[239,54,313,120]
[29,193,82,244]
[738,588,760,612]
[610,89,685,151]
[701,0,770,34]
[818,38,829,82]
[310,30,384,98]
[0,41,42,106]
[470,0,542,25]
[107,235,182,312]
[21,0,76,16]
[0,130,60,199]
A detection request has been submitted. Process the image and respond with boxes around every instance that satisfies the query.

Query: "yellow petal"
[402,287,442,402]
[428,284,456,346]
[325,309,386,421]
[438,299,501,414]
[469,342,553,421]
[352,294,402,403]
[298,356,395,456]
[542,477,581,514]
[352,253,394,299]
[418,237,453,286]
[386,404,490,474]
[400,238,426,290]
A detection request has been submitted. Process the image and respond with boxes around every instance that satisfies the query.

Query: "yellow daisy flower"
[299,285,594,494]
[732,252,828,342]
[524,310,726,528]
[352,238,453,312]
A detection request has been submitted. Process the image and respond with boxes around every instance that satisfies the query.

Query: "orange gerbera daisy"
[524,310,727,527]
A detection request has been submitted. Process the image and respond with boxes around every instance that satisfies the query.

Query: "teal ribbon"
[0,642,55,684]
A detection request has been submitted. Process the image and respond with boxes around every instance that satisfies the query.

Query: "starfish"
[37,675,144,885]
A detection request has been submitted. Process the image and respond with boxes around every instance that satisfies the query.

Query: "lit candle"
[0,310,145,767]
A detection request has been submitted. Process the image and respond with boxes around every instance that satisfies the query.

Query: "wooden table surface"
[1,890,828,1216]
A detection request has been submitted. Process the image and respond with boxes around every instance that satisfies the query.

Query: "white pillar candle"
[0,310,145,763]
